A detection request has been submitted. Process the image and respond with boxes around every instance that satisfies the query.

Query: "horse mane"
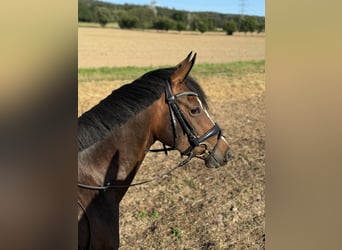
[78,67,208,151]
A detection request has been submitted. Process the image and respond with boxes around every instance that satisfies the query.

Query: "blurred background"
[1,0,341,250]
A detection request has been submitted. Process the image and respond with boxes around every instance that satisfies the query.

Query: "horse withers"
[78,52,232,249]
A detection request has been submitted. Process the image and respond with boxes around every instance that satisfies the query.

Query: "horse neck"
[78,103,158,191]
[77,103,157,248]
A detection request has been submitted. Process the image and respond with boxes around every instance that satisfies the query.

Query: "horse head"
[153,52,232,168]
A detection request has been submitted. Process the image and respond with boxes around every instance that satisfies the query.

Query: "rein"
[77,152,193,190]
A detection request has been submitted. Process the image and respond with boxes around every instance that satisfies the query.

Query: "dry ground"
[78,28,265,249]
[78,28,264,68]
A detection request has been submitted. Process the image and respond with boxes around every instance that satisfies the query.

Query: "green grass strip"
[78,60,264,83]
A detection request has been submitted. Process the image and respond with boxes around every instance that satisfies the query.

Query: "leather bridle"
[164,80,222,158]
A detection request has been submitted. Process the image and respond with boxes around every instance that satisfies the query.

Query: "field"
[79,28,265,249]
[78,27,264,68]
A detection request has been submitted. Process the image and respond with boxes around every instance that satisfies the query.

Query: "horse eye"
[190,107,201,115]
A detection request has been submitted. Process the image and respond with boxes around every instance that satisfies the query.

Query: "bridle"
[164,79,222,157]
[77,79,224,250]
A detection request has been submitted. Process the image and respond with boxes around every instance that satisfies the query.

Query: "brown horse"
[78,52,232,249]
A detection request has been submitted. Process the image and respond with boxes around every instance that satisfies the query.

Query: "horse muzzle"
[204,148,232,168]
[200,135,232,168]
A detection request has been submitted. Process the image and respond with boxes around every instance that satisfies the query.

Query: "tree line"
[79,0,265,35]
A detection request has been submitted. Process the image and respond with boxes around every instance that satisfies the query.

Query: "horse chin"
[204,155,225,168]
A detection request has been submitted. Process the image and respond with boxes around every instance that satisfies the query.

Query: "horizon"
[102,0,265,17]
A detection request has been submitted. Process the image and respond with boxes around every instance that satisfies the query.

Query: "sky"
[104,0,265,17]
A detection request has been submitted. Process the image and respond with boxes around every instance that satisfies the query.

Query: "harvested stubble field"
[78,27,264,68]
[79,28,265,249]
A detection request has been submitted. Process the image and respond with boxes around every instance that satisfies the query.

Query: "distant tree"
[238,17,248,33]
[176,22,187,31]
[78,0,96,22]
[189,15,201,31]
[171,10,188,23]
[206,19,215,31]
[197,20,208,33]
[152,17,176,31]
[239,16,259,34]
[257,18,265,33]
[95,7,110,27]
[128,7,155,29]
[223,20,237,35]
[247,16,259,33]
[118,15,139,29]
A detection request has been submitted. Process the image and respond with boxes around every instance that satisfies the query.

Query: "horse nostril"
[225,150,233,162]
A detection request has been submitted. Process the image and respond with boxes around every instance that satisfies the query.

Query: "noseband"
[164,80,222,157]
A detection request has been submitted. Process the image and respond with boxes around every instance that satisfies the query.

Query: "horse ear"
[175,51,193,69]
[170,52,196,85]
